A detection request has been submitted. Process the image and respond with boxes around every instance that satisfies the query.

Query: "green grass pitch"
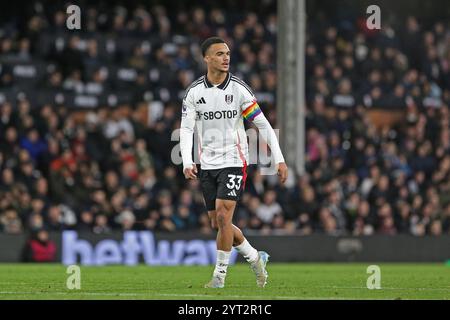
[0,263,449,300]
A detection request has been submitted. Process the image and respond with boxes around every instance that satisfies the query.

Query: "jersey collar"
[204,72,232,90]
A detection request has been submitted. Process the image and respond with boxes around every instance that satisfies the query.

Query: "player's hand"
[277,162,288,184]
[183,164,198,179]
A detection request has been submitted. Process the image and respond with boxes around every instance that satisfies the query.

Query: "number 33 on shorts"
[226,174,243,190]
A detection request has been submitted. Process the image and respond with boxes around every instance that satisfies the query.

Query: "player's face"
[204,43,230,72]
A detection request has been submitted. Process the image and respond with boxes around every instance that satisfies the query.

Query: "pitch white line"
[0,291,388,300]
[157,293,301,300]
[0,291,142,296]
[0,291,303,299]
[317,286,450,291]
[0,291,298,299]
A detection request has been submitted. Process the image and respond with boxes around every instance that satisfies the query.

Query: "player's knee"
[216,208,231,229]
[216,214,228,229]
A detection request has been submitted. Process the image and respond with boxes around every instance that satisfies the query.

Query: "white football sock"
[234,239,259,264]
[213,250,231,279]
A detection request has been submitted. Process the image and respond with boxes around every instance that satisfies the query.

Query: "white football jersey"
[180,72,284,170]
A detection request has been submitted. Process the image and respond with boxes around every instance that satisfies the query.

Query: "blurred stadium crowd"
[0,1,450,236]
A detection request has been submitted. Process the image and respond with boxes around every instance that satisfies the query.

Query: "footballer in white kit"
[180,37,288,289]
[180,65,285,207]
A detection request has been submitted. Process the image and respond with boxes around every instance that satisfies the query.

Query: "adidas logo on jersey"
[197,97,206,104]
[227,190,237,197]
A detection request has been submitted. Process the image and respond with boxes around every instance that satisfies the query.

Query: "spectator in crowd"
[0,208,23,234]
[256,190,283,225]
[21,229,56,262]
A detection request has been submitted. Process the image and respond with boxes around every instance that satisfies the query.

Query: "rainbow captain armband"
[242,101,262,121]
